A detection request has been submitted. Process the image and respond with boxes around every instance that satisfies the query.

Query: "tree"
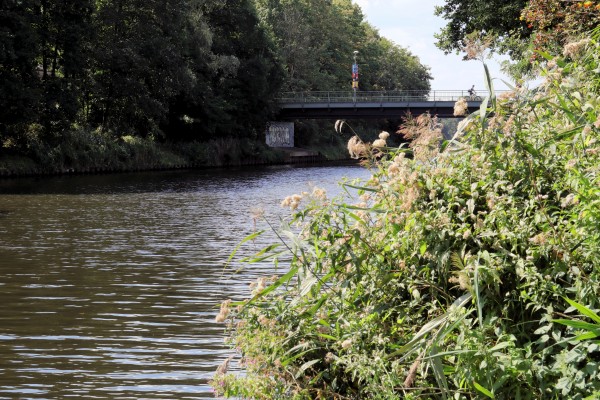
[90,0,196,137]
[0,0,40,148]
[34,0,95,138]
[164,0,284,141]
[253,0,431,93]
[521,0,600,59]
[434,0,530,58]
[363,34,431,92]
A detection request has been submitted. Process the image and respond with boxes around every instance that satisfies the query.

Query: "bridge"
[276,90,499,119]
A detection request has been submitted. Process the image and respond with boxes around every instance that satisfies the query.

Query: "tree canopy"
[434,0,600,63]
[434,0,530,57]
[0,0,432,160]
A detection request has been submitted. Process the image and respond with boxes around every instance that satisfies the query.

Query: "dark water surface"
[0,164,370,399]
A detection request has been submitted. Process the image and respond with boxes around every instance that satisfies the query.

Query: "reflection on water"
[0,164,370,399]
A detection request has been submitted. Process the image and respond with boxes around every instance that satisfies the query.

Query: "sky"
[352,0,513,92]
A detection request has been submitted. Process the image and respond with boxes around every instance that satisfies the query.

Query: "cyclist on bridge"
[468,85,475,97]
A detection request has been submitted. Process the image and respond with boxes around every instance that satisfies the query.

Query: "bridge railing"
[277,90,504,104]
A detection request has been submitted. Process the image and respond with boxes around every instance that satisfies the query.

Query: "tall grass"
[212,32,600,399]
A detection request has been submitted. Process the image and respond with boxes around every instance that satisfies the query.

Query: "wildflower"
[530,233,547,245]
[215,313,226,323]
[594,115,600,129]
[462,35,493,61]
[503,115,515,137]
[255,277,266,293]
[372,138,386,148]
[215,355,234,375]
[250,206,264,220]
[281,193,303,210]
[215,299,232,323]
[488,116,503,131]
[561,193,578,208]
[325,352,335,363]
[311,186,327,201]
[498,91,517,102]
[258,315,271,326]
[453,97,468,116]
[587,147,600,155]
[400,186,420,211]
[379,131,390,140]
[458,273,470,290]
[394,153,406,163]
[398,113,443,161]
[341,338,352,349]
[563,38,591,58]
[347,135,367,159]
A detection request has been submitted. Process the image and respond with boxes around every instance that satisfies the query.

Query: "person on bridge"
[468,85,475,97]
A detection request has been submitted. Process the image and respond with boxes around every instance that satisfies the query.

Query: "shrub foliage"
[212,31,600,399]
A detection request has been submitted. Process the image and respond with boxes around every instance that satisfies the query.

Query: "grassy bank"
[0,128,349,177]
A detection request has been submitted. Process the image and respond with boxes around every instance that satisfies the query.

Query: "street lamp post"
[352,50,359,103]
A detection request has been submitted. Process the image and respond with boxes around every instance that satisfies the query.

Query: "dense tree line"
[0,0,284,149]
[0,0,431,165]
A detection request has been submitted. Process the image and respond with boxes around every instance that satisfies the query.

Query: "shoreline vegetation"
[211,29,600,399]
[0,134,351,177]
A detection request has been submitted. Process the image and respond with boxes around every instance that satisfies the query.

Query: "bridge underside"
[277,101,479,120]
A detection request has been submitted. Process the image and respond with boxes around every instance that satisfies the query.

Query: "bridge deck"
[276,90,501,119]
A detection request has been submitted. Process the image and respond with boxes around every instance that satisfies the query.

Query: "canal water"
[0,164,371,399]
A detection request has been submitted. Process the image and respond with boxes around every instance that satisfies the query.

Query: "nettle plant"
[212,31,600,400]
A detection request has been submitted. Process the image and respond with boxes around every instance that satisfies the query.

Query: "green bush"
[213,32,600,399]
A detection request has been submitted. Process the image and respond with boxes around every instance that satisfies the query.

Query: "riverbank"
[0,131,349,177]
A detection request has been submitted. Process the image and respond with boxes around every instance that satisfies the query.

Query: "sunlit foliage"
[213,29,600,399]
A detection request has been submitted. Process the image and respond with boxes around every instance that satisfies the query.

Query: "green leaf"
[282,348,316,367]
[386,293,472,359]
[482,62,495,112]
[419,349,476,360]
[563,297,600,324]
[241,249,288,264]
[553,319,600,333]
[430,346,449,399]
[222,230,265,273]
[316,333,339,341]
[295,359,320,379]
[473,381,495,399]
[539,125,584,149]
[283,341,310,357]
[489,341,511,352]
[420,243,427,256]
[341,183,379,192]
[243,264,299,307]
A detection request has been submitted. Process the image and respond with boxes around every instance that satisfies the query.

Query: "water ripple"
[0,164,370,399]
